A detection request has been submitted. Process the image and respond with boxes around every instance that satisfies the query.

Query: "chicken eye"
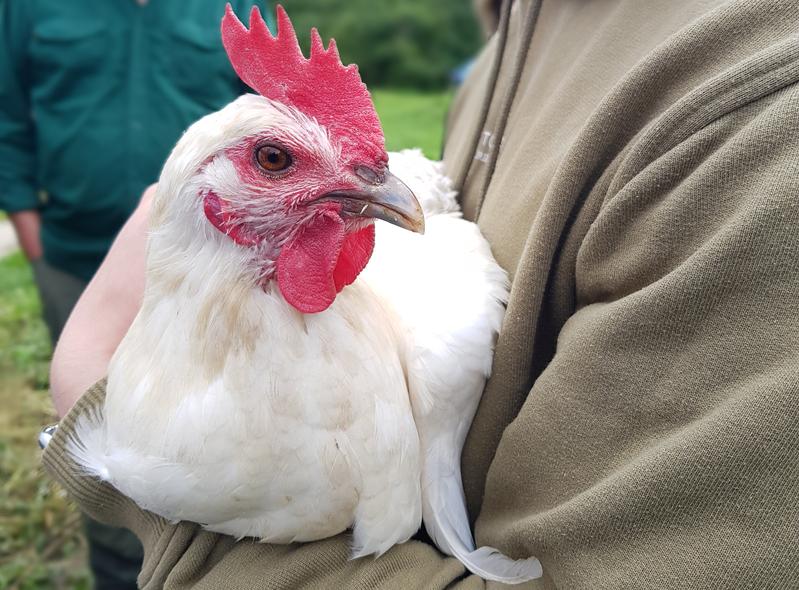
[256,144,292,174]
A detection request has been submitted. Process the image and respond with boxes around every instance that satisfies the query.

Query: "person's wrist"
[21,245,43,262]
[8,209,43,260]
[22,245,43,262]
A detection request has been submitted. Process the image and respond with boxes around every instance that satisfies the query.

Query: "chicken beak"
[319,168,425,234]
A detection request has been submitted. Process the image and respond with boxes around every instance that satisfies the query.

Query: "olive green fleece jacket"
[43,0,799,588]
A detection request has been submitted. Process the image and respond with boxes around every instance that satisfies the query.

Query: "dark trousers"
[32,257,144,590]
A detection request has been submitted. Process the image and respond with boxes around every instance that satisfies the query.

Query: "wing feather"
[363,151,542,583]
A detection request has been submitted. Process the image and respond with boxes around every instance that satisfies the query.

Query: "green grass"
[0,253,91,589]
[0,254,50,387]
[0,88,452,589]
[374,89,452,157]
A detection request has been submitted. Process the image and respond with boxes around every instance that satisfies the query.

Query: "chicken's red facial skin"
[200,127,383,314]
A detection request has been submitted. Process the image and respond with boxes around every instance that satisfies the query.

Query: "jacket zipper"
[463,0,546,220]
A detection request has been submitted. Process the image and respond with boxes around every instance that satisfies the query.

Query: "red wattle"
[333,225,375,292]
[276,214,375,314]
[277,212,343,314]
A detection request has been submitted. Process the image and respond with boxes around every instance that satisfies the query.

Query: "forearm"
[8,209,42,260]
[49,186,153,417]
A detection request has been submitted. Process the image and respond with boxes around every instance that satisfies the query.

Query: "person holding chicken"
[43,1,799,589]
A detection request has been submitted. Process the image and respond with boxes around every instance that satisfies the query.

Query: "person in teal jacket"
[0,1,271,587]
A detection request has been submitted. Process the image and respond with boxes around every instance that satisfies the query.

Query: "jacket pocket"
[162,21,238,102]
[30,19,109,78]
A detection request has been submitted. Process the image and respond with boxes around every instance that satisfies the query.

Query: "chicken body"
[70,88,540,581]
[93,247,421,555]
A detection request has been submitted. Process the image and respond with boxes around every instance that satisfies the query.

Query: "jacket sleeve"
[42,381,484,590]
[475,83,799,588]
[0,0,39,213]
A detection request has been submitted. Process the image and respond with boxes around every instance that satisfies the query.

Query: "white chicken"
[68,5,541,583]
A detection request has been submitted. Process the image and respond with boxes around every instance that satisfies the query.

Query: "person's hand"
[50,185,155,417]
[9,210,43,260]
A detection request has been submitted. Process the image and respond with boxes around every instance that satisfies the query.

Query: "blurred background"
[0,1,485,588]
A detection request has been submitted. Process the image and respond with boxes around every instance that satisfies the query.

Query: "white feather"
[364,150,541,582]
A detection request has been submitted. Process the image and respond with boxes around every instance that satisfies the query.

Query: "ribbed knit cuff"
[41,379,165,549]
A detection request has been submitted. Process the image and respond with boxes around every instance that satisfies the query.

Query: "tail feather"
[423,463,542,584]
[449,545,543,585]
[65,405,112,481]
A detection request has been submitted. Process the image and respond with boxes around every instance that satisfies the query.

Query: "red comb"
[221,4,386,165]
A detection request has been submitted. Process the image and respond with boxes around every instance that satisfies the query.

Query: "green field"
[374,89,451,157]
[0,253,88,590]
[0,89,452,589]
